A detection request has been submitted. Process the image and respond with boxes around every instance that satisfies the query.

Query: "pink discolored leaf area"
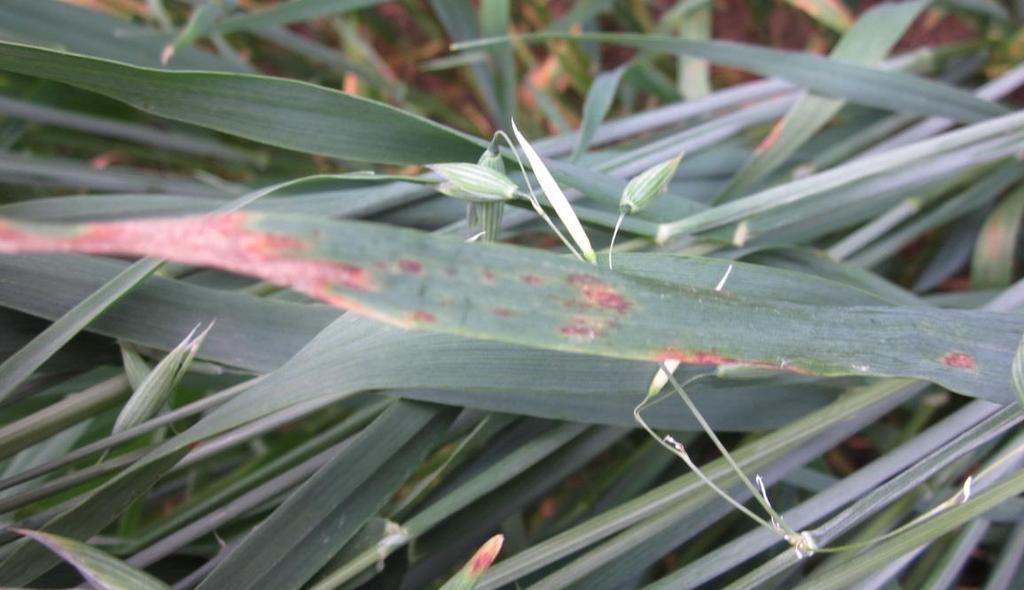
[0,212,1021,404]
[439,534,505,590]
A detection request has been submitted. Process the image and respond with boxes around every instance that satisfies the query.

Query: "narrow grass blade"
[0,0,246,71]
[851,163,1024,269]
[14,529,169,590]
[456,32,1007,123]
[428,0,501,123]
[0,153,233,197]
[195,402,453,590]
[162,3,224,65]
[0,261,160,404]
[792,460,1024,589]
[0,95,258,164]
[511,118,596,262]
[214,0,385,34]
[784,0,853,32]
[571,65,629,161]
[674,0,712,99]
[658,112,1024,242]
[479,0,516,125]
[714,0,926,202]
[0,375,129,462]
[1013,334,1024,409]
[476,379,919,589]
[971,183,1024,288]
[0,450,186,585]
[0,419,89,506]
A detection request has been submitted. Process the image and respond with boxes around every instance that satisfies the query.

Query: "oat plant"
[1,1,1024,589]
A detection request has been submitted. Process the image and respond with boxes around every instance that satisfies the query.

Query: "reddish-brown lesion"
[560,324,597,339]
[567,274,631,314]
[409,310,436,323]
[522,274,544,285]
[492,306,515,317]
[654,347,740,366]
[481,269,497,284]
[397,258,423,274]
[314,287,398,326]
[559,314,613,340]
[943,352,975,369]
[0,219,87,251]
[653,346,811,375]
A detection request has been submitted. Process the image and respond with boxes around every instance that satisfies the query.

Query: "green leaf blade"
[15,529,169,590]
[0,41,484,165]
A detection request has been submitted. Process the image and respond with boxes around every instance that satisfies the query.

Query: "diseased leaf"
[0,252,847,433]
[440,535,505,590]
[4,4,1022,590]
[0,212,1021,403]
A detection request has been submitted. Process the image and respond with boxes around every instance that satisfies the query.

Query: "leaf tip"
[468,534,505,575]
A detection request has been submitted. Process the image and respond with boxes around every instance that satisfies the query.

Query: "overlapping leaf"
[0,42,484,165]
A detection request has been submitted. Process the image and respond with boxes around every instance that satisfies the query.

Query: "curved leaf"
[14,529,168,590]
[0,42,484,165]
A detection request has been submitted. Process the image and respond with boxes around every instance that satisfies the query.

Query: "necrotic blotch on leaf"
[522,274,544,285]
[409,310,436,323]
[397,259,423,274]
[0,213,377,297]
[943,352,976,369]
[567,274,631,313]
[655,347,740,366]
